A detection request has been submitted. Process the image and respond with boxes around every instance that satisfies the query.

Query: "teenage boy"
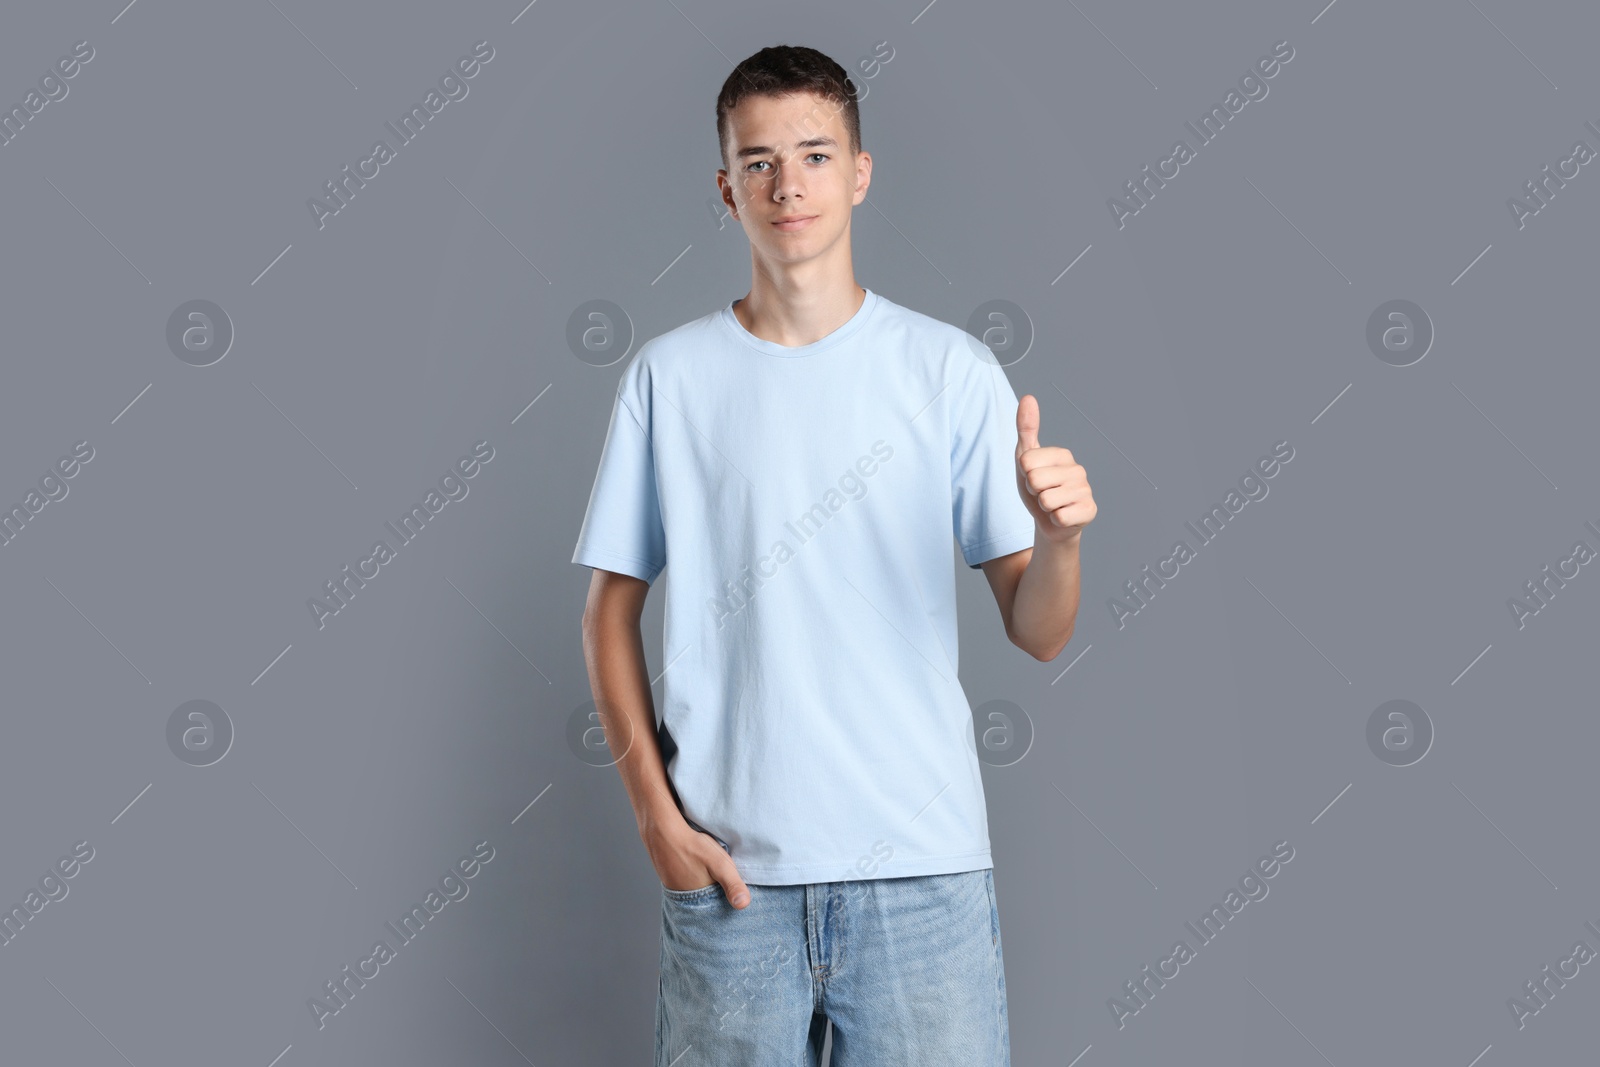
[573,44,1094,1067]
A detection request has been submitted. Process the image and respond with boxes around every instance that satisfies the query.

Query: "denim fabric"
[655,869,1010,1066]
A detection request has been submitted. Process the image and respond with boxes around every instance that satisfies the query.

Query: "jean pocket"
[662,882,722,903]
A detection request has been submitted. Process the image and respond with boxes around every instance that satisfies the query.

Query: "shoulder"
[615,303,723,383]
[870,291,996,375]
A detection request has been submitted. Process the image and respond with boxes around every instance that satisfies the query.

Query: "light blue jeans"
[656,868,1011,1066]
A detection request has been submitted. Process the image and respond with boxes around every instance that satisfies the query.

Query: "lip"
[771,214,817,231]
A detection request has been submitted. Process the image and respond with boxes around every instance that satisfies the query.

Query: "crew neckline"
[719,287,879,357]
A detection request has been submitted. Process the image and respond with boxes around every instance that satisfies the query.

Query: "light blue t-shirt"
[571,287,1037,885]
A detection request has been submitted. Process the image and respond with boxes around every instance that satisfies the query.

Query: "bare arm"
[980,532,1082,662]
[978,392,1096,661]
[580,569,751,907]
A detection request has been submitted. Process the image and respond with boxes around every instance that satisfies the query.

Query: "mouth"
[771,214,818,232]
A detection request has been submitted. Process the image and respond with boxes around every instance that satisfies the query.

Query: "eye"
[745,153,830,173]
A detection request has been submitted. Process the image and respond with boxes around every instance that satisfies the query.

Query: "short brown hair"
[716,45,861,171]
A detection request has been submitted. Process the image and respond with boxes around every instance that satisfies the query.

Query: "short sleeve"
[571,357,667,584]
[950,346,1036,569]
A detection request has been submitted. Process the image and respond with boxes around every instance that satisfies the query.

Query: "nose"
[770,156,804,203]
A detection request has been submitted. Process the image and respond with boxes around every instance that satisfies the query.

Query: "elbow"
[1017,627,1073,662]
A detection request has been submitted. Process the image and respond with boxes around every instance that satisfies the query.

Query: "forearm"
[580,610,684,836]
[1008,529,1082,661]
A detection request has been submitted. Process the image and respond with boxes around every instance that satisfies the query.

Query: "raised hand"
[1015,394,1096,541]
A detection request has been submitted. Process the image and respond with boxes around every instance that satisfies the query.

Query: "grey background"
[1,0,1595,1064]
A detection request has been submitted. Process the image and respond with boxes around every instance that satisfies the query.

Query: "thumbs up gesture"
[1015,394,1096,541]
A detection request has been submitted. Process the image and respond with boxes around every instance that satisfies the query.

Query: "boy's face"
[717,91,871,266]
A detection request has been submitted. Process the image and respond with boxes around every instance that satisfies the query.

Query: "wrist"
[636,796,688,839]
[1036,524,1083,549]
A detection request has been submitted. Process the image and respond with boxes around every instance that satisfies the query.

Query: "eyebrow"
[735,135,839,160]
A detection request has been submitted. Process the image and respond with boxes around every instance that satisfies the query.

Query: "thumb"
[717,859,751,909]
[1016,394,1041,456]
